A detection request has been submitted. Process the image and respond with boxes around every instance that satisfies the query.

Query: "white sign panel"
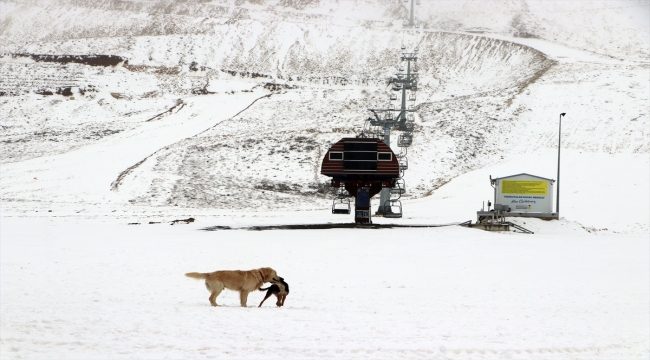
[496,176,553,213]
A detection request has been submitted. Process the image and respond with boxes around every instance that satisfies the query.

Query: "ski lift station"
[319,44,419,224]
[476,173,558,224]
[320,138,400,224]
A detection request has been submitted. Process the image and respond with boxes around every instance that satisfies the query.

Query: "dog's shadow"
[186,302,291,309]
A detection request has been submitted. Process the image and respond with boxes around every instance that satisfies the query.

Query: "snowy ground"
[1,213,648,359]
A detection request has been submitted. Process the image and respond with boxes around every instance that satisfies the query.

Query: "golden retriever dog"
[185,267,280,307]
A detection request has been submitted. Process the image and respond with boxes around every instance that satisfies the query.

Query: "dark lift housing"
[320,138,401,223]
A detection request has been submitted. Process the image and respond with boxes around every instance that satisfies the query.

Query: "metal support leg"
[375,187,392,216]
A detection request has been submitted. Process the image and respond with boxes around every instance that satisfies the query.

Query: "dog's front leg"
[239,291,250,307]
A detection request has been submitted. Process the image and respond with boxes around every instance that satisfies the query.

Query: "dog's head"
[259,267,281,283]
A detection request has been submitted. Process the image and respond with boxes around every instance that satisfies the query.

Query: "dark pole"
[401,71,407,122]
[410,0,414,26]
[557,113,566,216]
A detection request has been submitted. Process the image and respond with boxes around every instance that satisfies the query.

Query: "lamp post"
[556,113,566,216]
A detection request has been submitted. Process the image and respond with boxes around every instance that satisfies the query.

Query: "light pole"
[556,113,566,216]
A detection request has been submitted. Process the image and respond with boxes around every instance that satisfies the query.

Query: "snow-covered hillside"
[2,0,648,232]
[1,0,649,358]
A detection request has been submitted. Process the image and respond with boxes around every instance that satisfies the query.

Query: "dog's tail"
[259,286,271,291]
[185,272,209,280]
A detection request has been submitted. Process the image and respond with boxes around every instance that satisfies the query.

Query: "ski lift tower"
[395,51,418,131]
[374,48,418,216]
[403,0,420,28]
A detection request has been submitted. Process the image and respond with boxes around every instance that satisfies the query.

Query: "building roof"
[491,173,555,182]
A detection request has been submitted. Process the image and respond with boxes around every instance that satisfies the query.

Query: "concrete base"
[470,223,510,232]
[477,210,558,221]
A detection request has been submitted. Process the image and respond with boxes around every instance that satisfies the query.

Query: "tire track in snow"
[194,92,274,137]
[111,92,273,191]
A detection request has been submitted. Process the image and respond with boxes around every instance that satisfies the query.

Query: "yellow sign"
[502,180,548,195]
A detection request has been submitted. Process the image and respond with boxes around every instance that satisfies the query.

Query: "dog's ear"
[259,267,273,280]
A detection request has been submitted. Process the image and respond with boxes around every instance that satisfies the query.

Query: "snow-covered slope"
[1,0,648,234]
[2,0,648,61]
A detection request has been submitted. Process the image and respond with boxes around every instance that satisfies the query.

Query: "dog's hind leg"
[206,281,224,307]
[209,292,219,306]
[258,291,272,307]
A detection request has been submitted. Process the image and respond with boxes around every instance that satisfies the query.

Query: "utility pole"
[556,113,566,216]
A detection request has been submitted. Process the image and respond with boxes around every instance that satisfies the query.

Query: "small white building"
[477,173,558,221]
